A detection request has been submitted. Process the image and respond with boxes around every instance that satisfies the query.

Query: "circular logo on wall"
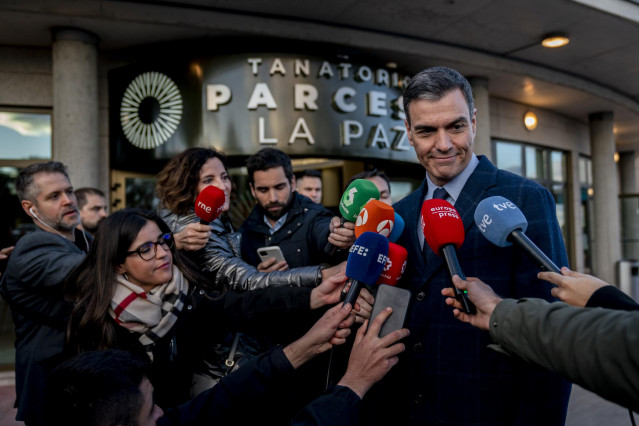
[120,71,183,149]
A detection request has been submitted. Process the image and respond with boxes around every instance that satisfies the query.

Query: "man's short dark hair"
[403,66,474,126]
[75,187,106,210]
[295,169,322,181]
[44,350,149,426]
[346,169,391,193]
[16,161,70,202]
[246,148,294,186]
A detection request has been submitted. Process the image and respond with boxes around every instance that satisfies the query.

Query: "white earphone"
[29,207,41,222]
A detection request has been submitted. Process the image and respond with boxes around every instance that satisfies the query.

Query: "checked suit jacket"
[361,156,572,425]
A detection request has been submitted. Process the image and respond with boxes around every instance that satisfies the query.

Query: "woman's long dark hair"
[66,208,211,353]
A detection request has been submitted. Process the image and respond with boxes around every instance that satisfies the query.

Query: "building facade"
[0,0,638,366]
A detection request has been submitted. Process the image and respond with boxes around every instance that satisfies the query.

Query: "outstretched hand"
[310,274,349,309]
[337,307,409,399]
[353,287,374,323]
[0,246,14,261]
[328,217,355,249]
[442,275,502,331]
[284,302,354,369]
[539,267,609,307]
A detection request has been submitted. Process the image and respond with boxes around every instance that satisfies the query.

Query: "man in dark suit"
[1,161,90,425]
[362,67,571,425]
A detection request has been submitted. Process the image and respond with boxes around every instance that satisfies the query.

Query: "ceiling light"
[541,34,570,48]
[524,112,538,131]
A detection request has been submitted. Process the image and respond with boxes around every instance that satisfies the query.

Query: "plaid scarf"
[109,265,189,361]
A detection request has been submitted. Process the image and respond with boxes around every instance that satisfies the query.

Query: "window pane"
[551,151,565,182]
[525,146,537,179]
[0,111,52,160]
[579,157,587,185]
[495,141,522,176]
[552,183,568,246]
[525,146,547,179]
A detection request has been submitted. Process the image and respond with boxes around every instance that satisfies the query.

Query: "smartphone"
[257,245,286,263]
[369,284,411,337]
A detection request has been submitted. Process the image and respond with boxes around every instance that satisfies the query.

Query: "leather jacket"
[159,209,322,291]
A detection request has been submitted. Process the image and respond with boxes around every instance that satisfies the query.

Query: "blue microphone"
[388,212,405,243]
[343,232,389,306]
[474,196,561,273]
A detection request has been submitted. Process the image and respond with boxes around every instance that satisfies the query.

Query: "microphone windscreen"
[474,196,528,247]
[376,242,408,286]
[346,232,389,286]
[339,179,380,222]
[388,212,405,243]
[421,199,464,254]
[194,185,226,223]
[354,199,394,238]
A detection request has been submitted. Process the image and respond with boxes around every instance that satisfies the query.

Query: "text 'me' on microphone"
[421,199,475,314]
[376,242,408,287]
[194,185,226,225]
[473,196,561,273]
[354,199,395,238]
[343,231,389,306]
[325,179,380,255]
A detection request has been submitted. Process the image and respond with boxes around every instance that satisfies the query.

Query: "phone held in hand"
[257,245,286,263]
[369,284,411,337]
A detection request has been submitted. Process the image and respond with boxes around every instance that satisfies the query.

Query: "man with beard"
[75,187,108,236]
[0,161,90,425]
[240,148,354,270]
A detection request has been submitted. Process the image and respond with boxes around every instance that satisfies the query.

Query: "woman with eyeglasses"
[64,208,347,409]
[155,148,358,395]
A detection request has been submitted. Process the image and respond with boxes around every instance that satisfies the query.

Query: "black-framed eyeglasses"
[126,233,174,261]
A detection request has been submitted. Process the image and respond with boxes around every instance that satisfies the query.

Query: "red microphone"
[194,185,225,224]
[376,242,408,286]
[421,199,474,314]
[354,199,394,238]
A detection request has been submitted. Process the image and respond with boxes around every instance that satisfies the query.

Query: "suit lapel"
[454,157,498,234]
[416,156,498,291]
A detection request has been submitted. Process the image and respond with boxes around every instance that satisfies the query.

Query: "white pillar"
[469,77,491,160]
[589,112,621,284]
[51,27,100,188]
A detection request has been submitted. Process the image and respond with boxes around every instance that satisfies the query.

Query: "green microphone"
[325,179,380,255]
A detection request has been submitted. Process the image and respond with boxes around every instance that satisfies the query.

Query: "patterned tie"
[423,187,449,257]
[433,187,449,200]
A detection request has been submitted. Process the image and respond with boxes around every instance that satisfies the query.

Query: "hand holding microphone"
[174,185,226,251]
[194,185,226,225]
[473,196,561,273]
[421,199,475,314]
[326,179,380,255]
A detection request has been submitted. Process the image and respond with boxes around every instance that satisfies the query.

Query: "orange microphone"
[354,199,395,239]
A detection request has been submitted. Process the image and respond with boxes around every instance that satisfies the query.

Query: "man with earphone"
[0,161,91,425]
